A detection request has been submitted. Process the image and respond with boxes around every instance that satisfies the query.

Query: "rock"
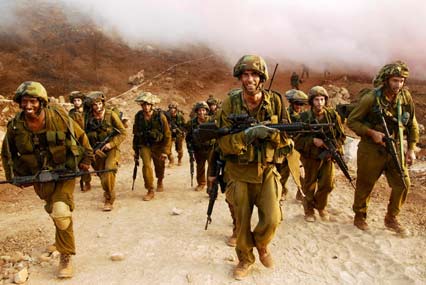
[58,96,65,104]
[97,232,104,238]
[13,268,28,284]
[11,252,24,263]
[226,255,236,262]
[51,251,60,259]
[171,207,183,215]
[0,256,11,263]
[110,253,125,261]
[2,106,9,113]
[186,273,193,283]
[38,253,51,262]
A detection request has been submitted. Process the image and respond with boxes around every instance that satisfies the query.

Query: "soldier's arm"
[109,112,127,148]
[160,113,172,155]
[347,93,376,137]
[1,131,15,180]
[72,119,94,166]
[406,95,419,150]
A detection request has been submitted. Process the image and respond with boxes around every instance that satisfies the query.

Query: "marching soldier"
[133,92,172,201]
[164,102,186,166]
[84,91,126,211]
[347,61,419,235]
[1,81,94,278]
[295,86,346,222]
[206,95,221,116]
[68,91,91,192]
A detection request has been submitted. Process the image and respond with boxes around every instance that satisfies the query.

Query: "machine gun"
[193,113,333,143]
[317,130,356,190]
[93,128,121,152]
[375,104,408,190]
[132,152,139,191]
[205,158,226,230]
[0,169,117,187]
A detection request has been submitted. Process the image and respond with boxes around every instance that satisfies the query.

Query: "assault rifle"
[317,130,356,190]
[205,158,226,230]
[93,128,121,152]
[0,169,117,187]
[189,150,195,187]
[132,152,139,191]
[193,114,334,143]
[376,104,408,190]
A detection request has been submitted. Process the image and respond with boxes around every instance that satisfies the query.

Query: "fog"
[2,0,426,77]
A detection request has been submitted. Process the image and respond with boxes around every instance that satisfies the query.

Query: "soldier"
[133,92,171,201]
[1,81,94,278]
[84,91,126,211]
[347,61,419,236]
[290,71,302,90]
[164,102,186,166]
[217,55,292,280]
[295,86,346,222]
[278,89,309,201]
[68,91,91,192]
[186,101,213,192]
[206,95,220,116]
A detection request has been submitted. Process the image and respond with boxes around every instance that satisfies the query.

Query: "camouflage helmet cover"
[193,101,209,112]
[168,102,178,109]
[69,91,86,102]
[14,81,48,104]
[373,61,409,88]
[233,55,269,82]
[308,86,329,105]
[135,91,161,105]
[285,89,308,104]
[206,95,220,106]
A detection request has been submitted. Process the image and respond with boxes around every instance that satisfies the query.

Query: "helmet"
[206,95,220,106]
[14,81,48,104]
[85,91,105,109]
[373,61,409,88]
[233,55,269,82]
[285,89,308,104]
[135,91,161,104]
[69,91,85,102]
[168,102,178,109]
[308,86,329,105]
[193,101,209,112]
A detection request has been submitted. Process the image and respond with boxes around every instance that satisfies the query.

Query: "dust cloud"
[2,0,426,77]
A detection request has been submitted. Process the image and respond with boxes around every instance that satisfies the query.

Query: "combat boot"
[303,201,316,222]
[257,247,274,268]
[384,213,410,236]
[57,254,73,278]
[195,184,205,192]
[157,179,164,192]
[353,213,369,231]
[318,209,330,221]
[233,261,252,280]
[82,182,91,192]
[295,189,303,202]
[143,190,155,201]
[226,232,237,247]
[103,201,113,211]
[178,159,182,166]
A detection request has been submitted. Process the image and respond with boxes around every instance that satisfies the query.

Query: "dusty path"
[1,149,425,284]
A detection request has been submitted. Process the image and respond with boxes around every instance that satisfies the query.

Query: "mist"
[2,0,426,77]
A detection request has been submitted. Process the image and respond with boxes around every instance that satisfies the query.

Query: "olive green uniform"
[69,108,91,186]
[295,108,346,213]
[165,110,186,163]
[85,109,126,204]
[186,116,214,188]
[1,106,94,255]
[217,89,291,265]
[347,88,419,218]
[133,110,172,190]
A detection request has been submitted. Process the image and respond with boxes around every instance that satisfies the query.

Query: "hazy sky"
[3,0,426,76]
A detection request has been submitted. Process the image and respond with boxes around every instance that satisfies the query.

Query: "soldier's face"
[169,108,177,116]
[241,70,261,95]
[197,108,207,120]
[209,104,217,112]
[387,76,405,95]
[142,102,153,113]
[292,102,305,113]
[20,96,42,118]
[312,96,326,114]
[73,98,83,108]
[92,101,104,114]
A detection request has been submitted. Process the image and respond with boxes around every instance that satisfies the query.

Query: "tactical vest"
[187,116,214,151]
[133,110,165,147]
[224,89,290,164]
[85,109,115,146]
[7,106,84,175]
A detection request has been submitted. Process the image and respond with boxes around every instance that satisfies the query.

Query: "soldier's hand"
[79,163,91,171]
[101,143,112,151]
[244,125,279,143]
[160,153,168,161]
[313,138,325,148]
[367,129,386,146]
[95,149,107,159]
[406,149,416,166]
[208,176,216,183]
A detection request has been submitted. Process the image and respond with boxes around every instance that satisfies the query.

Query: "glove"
[244,125,279,144]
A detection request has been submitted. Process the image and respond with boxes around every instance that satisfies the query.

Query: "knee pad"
[50,202,72,230]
